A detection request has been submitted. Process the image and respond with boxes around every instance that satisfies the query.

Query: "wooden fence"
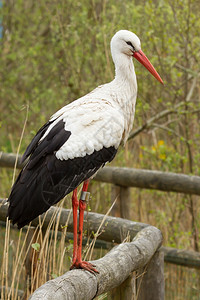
[1,197,199,270]
[29,230,163,300]
[1,152,200,196]
[1,151,200,220]
[1,152,200,298]
[0,198,163,300]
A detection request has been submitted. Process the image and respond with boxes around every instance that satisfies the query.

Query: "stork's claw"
[70,260,99,274]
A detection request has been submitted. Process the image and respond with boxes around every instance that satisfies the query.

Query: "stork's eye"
[126,41,135,51]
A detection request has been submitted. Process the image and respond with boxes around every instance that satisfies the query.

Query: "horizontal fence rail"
[1,199,200,269]
[1,151,200,195]
[0,152,24,169]
[0,199,150,244]
[162,247,200,269]
[96,167,200,196]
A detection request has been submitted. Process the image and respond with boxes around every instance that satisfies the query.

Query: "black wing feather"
[8,118,117,228]
[28,121,71,169]
[21,121,52,163]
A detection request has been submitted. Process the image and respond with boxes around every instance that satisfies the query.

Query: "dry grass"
[0,192,118,299]
[0,192,200,299]
[0,199,72,299]
[165,263,200,299]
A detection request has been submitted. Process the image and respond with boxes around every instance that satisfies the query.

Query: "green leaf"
[31,243,40,252]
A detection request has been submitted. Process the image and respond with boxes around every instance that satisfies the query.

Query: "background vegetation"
[0,0,200,298]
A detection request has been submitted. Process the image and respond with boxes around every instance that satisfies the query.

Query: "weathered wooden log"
[29,226,163,300]
[162,246,200,269]
[95,166,200,195]
[0,199,148,243]
[0,152,24,169]
[1,151,200,195]
[1,199,200,269]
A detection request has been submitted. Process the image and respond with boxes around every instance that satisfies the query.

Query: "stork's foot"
[70,260,99,274]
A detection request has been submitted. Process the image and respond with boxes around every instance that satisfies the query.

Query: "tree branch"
[128,101,185,140]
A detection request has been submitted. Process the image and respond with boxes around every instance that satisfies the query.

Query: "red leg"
[71,188,78,265]
[70,180,99,274]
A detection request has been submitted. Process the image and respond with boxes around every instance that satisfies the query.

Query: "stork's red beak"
[133,50,163,84]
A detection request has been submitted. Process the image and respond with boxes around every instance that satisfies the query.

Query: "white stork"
[8,30,163,273]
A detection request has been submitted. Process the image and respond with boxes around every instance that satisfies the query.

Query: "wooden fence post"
[111,185,131,219]
[137,250,165,300]
[109,272,135,300]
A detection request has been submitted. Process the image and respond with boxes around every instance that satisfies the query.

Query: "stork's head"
[111,30,163,84]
